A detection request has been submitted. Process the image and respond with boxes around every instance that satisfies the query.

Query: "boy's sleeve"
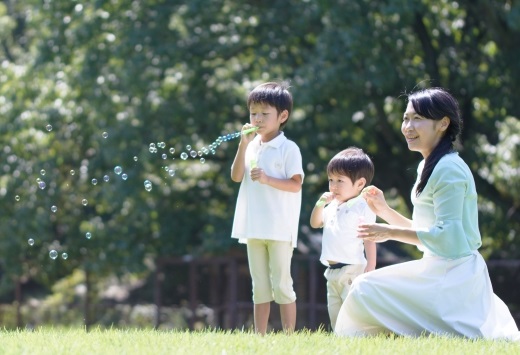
[284,144,304,182]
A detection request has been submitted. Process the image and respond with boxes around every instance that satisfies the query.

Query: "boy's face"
[328,173,365,203]
[249,102,288,142]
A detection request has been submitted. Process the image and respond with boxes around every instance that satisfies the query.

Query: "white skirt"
[334,251,519,340]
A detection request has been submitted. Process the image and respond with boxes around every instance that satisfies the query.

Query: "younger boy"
[231,82,304,334]
[309,147,376,330]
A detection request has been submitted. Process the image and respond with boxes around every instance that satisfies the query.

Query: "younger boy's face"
[328,173,364,203]
[249,102,288,142]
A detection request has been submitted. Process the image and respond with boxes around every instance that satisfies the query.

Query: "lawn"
[0,328,518,355]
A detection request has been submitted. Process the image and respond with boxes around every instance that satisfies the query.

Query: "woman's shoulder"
[433,152,472,181]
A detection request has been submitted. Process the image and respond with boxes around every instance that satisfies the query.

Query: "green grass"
[0,328,518,355]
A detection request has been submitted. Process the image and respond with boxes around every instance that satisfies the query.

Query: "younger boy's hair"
[327,147,374,185]
[247,81,293,129]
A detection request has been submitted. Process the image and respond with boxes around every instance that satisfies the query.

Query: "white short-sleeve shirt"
[231,132,304,247]
[320,197,376,266]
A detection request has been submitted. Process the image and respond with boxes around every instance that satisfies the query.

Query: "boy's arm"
[310,204,324,228]
[363,240,377,272]
[231,125,256,182]
[254,173,302,193]
[230,141,248,182]
[310,192,333,228]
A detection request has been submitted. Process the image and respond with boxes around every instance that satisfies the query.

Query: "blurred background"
[0,0,518,331]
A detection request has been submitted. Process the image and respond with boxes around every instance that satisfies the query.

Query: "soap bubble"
[133,156,138,161]
[38,181,46,189]
[169,148,175,154]
[91,178,98,185]
[190,150,197,158]
[144,180,152,192]
[122,173,128,180]
[49,250,58,260]
[114,166,122,175]
[61,253,68,260]
[103,175,110,182]
[86,232,92,239]
[40,169,46,176]
[82,199,88,206]
[46,124,53,131]
[161,154,167,160]
[28,238,34,246]
[70,170,75,175]
[51,205,58,213]
[102,131,108,138]
[15,195,20,202]
[180,152,188,160]
[200,158,205,164]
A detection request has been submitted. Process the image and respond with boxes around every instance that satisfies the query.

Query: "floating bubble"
[61,253,68,260]
[102,131,108,138]
[51,205,58,213]
[168,169,175,177]
[122,173,128,180]
[197,151,202,156]
[169,148,175,154]
[38,181,46,189]
[86,232,92,239]
[190,150,197,158]
[46,124,52,132]
[15,195,20,202]
[40,169,46,176]
[70,170,75,175]
[158,142,166,148]
[49,250,58,260]
[91,178,98,185]
[144,180,152,192]
[28,238,34,246]
[161,153,167,160]
[103,175,110,182]
[200,158,205,164]
[82,199,88,206]
[180,152,188,160]
[114,166,122,175]
[186,145,191,151]
[133,156,138,162]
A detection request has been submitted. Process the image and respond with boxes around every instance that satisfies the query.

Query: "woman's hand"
[357,223,393,243]
[361,185,390,216]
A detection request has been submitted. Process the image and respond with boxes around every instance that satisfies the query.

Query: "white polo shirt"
[320,197,376,266]
[231,132,304,247]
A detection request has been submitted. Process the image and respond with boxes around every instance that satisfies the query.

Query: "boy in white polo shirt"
[310,147,376,331]
[231,81,304,335]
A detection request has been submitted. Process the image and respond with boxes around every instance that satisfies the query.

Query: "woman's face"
[401,101,449,159]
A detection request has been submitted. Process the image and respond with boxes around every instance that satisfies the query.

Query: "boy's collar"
[258,131,286,148]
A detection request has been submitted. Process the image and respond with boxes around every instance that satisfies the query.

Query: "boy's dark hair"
[247,81,293,129]
[327,147,374,185]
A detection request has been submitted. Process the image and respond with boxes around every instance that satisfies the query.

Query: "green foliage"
[0,0,518,303]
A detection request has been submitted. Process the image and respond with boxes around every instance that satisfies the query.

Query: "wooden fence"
[153,255,520,331]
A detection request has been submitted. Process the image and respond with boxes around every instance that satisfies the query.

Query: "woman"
[334,87,519,339]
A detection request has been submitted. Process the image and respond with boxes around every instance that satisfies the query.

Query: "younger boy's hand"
[364,265,375,273]
[316,192,334,207]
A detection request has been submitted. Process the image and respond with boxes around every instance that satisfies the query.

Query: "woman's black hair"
[408,87,463,195]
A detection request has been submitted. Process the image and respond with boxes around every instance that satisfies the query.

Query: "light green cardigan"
[412,152,482,259]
